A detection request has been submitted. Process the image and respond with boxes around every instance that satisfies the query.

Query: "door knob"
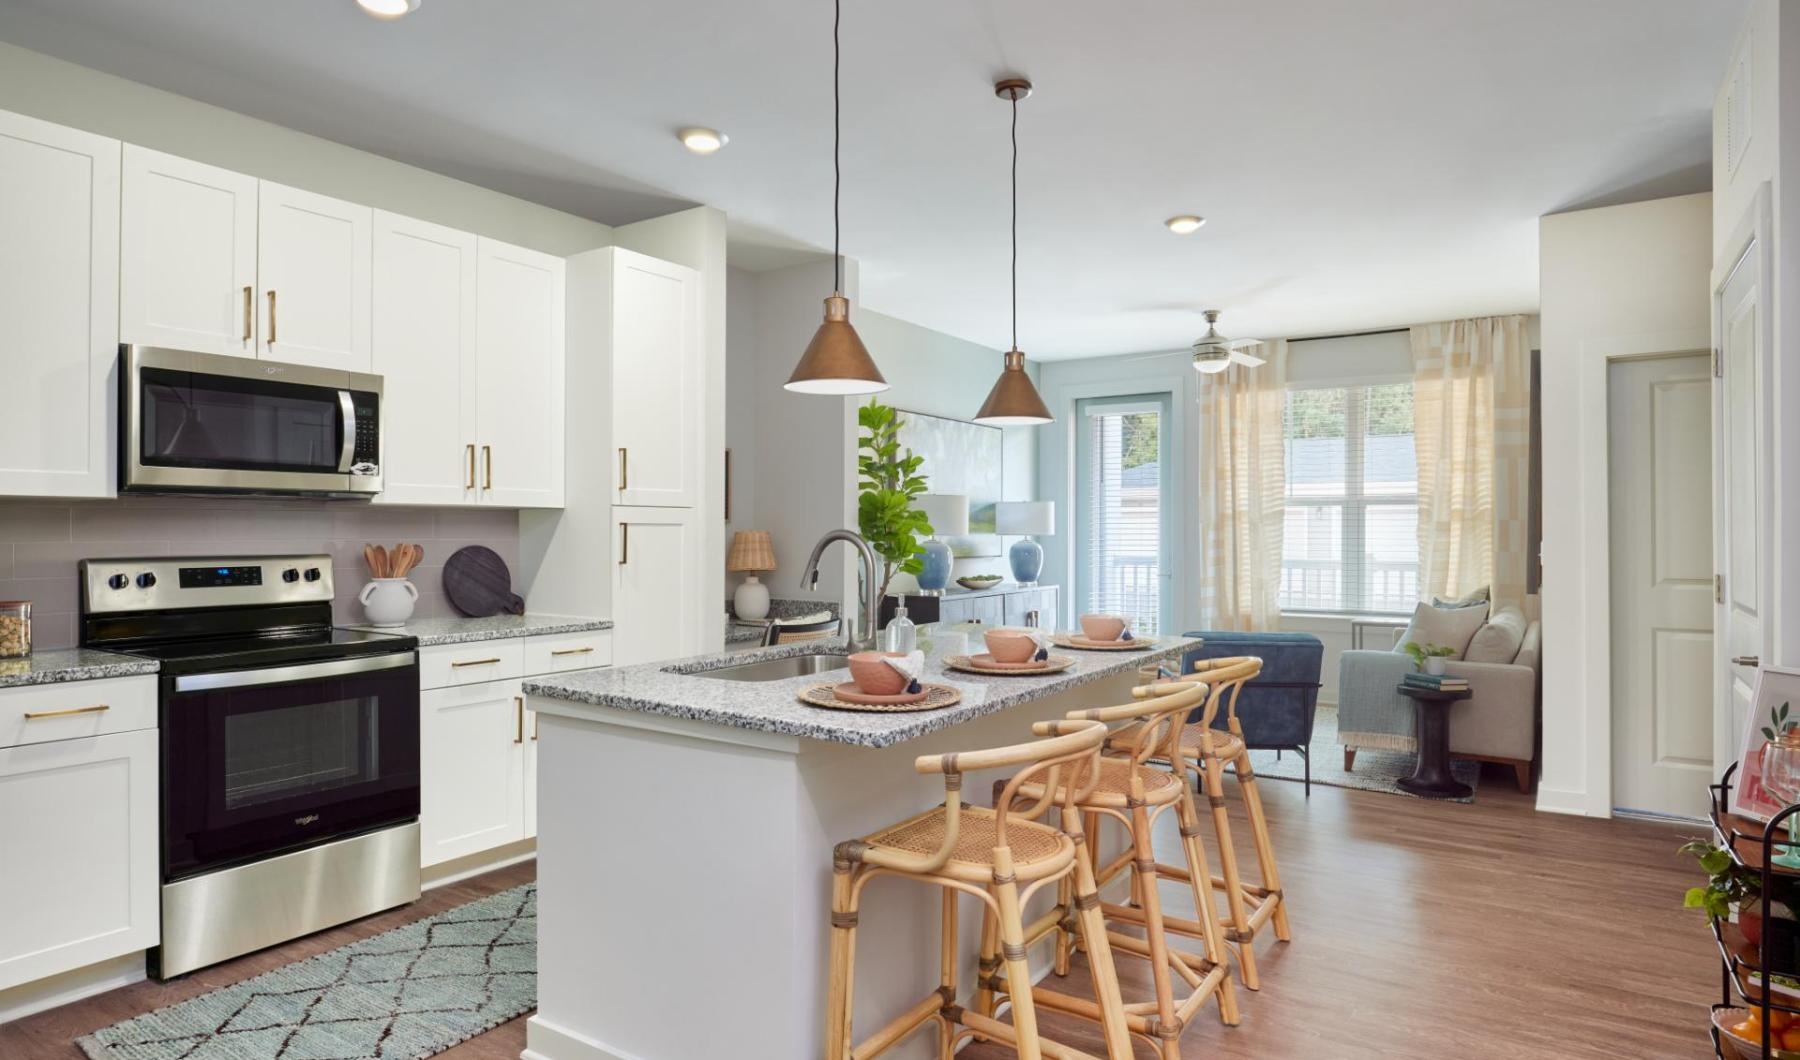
[1733,655,1762,667]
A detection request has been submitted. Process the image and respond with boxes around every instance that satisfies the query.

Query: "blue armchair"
[1180,631,1325,793]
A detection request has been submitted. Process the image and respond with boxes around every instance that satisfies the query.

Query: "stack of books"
[1402,671,1470,693]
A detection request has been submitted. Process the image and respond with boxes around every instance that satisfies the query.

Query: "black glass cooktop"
[109,628,416,675]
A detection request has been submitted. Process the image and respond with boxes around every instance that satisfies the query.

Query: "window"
[1076,394,1171,635]
[1280,382,1418,614]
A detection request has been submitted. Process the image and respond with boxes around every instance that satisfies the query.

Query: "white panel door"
[373,211,479,506]
[612,249,702,507]
[420,679,525,866]
[0,109,119,498]
[258,180,372,371]
[612,506,701,666]
[0,729,159,991]
[475,238,565,508]
[1609,353,1714,817]
[120,146,258,356]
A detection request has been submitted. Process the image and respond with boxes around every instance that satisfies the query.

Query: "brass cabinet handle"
[618,448,628,491]
[514,695,524,744]
[550,647,594,657]
[465,444,476,490]
[451,657,502,668]
[482,445,493,490]
[23,703,110,721]
[1733,655,1762,667]
[532,709,540,741]
[724,447,732,522]
[266,290,277,345]
[619,523,629,565]
[242,286,253,343]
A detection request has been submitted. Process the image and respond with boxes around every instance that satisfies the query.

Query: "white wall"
[1538,192,1714,817]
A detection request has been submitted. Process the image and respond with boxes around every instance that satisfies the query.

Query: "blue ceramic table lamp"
[915,493,969,594]
[996,501,1054,586]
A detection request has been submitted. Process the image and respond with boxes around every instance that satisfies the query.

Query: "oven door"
[120,344,382,496]
[161,653,420,881]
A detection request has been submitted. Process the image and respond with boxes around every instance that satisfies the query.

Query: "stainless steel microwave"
[120,345,383,498]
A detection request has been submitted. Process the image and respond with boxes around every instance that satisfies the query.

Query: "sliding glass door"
[1075,394,1172,635]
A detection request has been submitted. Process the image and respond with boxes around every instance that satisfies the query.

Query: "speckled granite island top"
[0,648,160,688]
[343,613,611,646]
[525,629,1198,748]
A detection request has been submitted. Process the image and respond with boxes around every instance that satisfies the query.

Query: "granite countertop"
[0,648,160,689]
[344,614,612,646]
[725,624,766,645]
[525,627,1197,749]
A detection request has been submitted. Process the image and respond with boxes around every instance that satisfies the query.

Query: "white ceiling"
[0,0,1743,359]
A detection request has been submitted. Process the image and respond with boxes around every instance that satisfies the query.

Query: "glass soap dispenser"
[884,598,916,655]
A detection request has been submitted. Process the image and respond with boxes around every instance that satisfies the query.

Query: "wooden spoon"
[364,544,383,579]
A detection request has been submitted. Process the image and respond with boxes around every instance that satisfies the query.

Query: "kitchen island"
[521,626,1197,1060]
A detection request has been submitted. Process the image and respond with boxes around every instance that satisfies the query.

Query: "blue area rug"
[78,884,535,1060]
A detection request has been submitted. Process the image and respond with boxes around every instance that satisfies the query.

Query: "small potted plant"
[1403,640,1456,676]
[1682,838,1800,975]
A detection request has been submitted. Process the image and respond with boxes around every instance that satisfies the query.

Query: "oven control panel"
[81,555,334,614]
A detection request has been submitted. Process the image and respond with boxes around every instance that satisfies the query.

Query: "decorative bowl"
[1714,1006,1800,1059]
[1079,613,1127,642]
[847,651,908,696]
[957,575,1003,590]
[984,628,1037,664]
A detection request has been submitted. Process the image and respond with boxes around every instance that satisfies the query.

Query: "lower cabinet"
[0,726,158,991]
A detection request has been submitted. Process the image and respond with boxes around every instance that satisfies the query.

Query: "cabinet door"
[120,146,258,355]
[372,211,479,506]
[612,506,701,666]
[0,729,158,991]
[419,678,525,866]
[0,109,119,498]
[258,180,372,370]
[612,250,702,507]
[475,238,565,508]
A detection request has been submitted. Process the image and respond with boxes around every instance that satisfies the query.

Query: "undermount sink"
[691,652,852,683]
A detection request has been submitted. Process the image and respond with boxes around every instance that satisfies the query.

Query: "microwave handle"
[338,390,356,473]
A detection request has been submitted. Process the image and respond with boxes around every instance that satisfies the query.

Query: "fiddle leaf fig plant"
[857,400,932,601]
[1402,641,1456,671]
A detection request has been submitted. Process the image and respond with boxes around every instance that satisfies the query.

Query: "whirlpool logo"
[294,814,321,827]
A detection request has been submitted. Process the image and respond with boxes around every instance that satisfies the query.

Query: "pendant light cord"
[833,0,842,293]
[1010,90,1019,351]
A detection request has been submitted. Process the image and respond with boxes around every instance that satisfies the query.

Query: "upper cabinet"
[258,182,373,371]
[475,238,566,508]
[120,146,258,356]
[612,250,702,507]
[372,211,480,506]
[0,109,119,499]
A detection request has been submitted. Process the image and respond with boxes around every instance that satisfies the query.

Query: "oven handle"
[338,390,357,473]
[173,652,415,693]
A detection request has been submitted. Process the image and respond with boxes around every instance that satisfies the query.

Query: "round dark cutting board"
[443,545,525,617]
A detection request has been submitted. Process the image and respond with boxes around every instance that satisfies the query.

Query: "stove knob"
[282,568,301,583]
[136,572,157,589]
[107,573,129,591]
[303,568,322,582]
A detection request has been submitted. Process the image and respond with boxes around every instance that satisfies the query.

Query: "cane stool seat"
[1012,755,1183,810]
[1176,725,1246,762]
[862,804,1075,884]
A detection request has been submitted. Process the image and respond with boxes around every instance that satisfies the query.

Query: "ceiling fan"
[1191,309,1265,374]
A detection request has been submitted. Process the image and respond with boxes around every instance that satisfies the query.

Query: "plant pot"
[1424,657,1448,676]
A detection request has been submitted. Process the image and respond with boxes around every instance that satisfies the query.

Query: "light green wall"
[0,40,612,254]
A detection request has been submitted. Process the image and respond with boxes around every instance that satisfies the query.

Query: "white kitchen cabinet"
[420,677,527,866]
[258,180,372,371]
[611,250,703,508]
[475,238,566,508]
[612,507,703,666]
[0,108,119,499]
[0,726,158,992]
[372,211,479,505]
[120,146,259,355]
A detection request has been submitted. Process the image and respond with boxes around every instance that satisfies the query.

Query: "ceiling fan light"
[784,294,888,395]
[1193,353,1231,374]
[974,349,1053,426]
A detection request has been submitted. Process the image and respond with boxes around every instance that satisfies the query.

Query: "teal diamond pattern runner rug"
[79,884,535,1060]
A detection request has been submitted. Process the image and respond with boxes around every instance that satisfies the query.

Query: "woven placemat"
[943,654,1075,676]
[1050,634,1156,652]
[797,682,962,713]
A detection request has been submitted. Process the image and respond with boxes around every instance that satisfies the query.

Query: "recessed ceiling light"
[1165,215,1206,235]
[356,0,420,19]
[678,127,729,155]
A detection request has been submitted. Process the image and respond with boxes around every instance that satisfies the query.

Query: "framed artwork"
[895,409,1004,558]
[1729,665,1800,822]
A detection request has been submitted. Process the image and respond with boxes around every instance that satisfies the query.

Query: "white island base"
[524,671,1143,1060]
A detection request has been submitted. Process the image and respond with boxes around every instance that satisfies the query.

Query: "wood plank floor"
[0,769,1714,1058]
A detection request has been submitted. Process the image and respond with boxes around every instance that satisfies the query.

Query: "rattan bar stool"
[985,680,1239,1058]
[825,719,1134,1060]
[1126,657,1291,991]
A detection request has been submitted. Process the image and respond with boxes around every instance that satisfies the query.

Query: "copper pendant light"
[974,78,1053,426]
[784,0,887,395]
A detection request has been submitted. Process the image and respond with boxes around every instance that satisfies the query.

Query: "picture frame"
[894,408,1005,558]
[1729,664,1800,822]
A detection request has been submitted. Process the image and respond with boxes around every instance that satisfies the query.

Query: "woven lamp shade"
[727,530,777,573]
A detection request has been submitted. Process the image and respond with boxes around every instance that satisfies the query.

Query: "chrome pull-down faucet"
[800,529,880,652]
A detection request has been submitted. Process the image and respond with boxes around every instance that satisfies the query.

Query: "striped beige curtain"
[1196,341,1288,630]
[1411,316,1531,609]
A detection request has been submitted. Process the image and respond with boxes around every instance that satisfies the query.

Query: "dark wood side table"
[1396,684,1474,798]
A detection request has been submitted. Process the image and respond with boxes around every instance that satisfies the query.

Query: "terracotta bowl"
[984,628,1038,664]
[1079,614,1127,642]
[847,651,909,696]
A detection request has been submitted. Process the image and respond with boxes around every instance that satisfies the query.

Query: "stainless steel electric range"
[79,554,422,979]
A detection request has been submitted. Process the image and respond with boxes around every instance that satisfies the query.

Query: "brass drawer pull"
[465,444,476,490]
[24,703,110,721]
[267,290,277,345]
[242,285,253,342]
[451,657,502,668]
[514,696,524,744]
[550,647,594,657]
